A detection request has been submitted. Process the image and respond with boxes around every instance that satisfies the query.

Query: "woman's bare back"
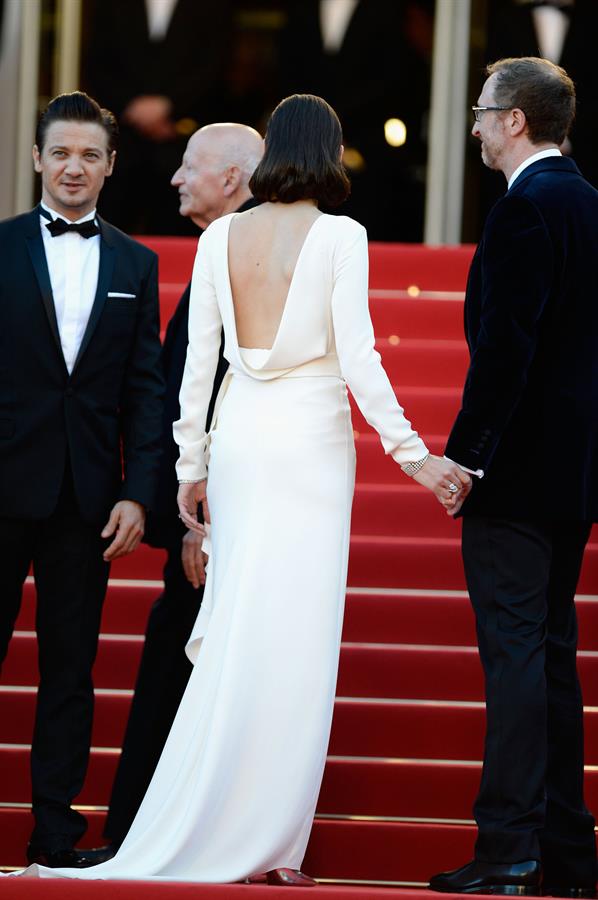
[227,201,322,349]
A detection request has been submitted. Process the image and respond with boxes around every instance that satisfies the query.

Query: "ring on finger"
[447,482,459,493]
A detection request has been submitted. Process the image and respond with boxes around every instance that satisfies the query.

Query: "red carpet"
[1,240,596,895]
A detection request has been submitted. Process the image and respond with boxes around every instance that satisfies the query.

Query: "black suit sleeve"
[445,194,553,471]
[119,252,165,509]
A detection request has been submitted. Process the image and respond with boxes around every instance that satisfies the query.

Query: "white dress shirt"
[40,201,100,374]
[145,0,178,41]
[532,4,570,64]
[508,148,562,190]
[319,0,359,53]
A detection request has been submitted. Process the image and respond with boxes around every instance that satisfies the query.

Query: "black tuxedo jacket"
[145,198,258,549]
[0,208,164,524]
[445,156,598,521]
[83,0,232,125]
[485,2,598,192]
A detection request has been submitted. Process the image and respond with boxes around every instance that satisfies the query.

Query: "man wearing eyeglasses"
[430,57,598,898]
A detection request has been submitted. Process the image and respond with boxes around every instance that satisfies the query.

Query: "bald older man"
[75,124,263,865]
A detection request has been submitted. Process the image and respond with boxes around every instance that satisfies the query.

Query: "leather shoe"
[69,843,119,865]
[429,859,541,895]
[542,889,596,898]
[266,868,317,886]
[26,846,112,869]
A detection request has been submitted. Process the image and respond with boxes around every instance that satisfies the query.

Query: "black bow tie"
[45,217,99,239]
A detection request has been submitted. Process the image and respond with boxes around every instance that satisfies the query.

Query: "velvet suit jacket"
[445,156,598,522]
[0,208,164,524]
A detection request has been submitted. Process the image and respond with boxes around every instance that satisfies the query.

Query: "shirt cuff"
[444,455,484,479]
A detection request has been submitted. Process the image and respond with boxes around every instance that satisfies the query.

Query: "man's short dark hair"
[249,94,350,207]
[35,91,118,155]
[487,57,575,146]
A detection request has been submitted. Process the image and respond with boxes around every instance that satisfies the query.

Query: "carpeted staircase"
[1,241,596,898]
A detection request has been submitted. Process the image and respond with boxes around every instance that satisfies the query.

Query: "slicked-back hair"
[249,94,350,207]
[487,57,575,146]
[36,91,118,155]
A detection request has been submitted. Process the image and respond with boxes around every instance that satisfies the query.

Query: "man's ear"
[223,165,241,196]
[32,145,42,173]
[510,108,527,137]
[106,150,116,177]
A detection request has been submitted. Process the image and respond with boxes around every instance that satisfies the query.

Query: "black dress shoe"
[542,888,596,898]
[69,843,120,865]
[429,859,541,895]
[26,847,110,868]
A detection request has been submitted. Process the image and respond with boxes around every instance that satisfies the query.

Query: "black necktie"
[45,217,100,239]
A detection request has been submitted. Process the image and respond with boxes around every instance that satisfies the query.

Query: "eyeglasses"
[471,106,511,122]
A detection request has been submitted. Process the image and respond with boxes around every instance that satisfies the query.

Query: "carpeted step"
[0,878,431,900]
[5,634,598,702]
[2,690,597,764]
[18,585,481,645]
[336,643,598,704]
[341,591,598,650]
[109,548,166,581]
[0,806,477,883]
[347,535,598,594]
[304,818,475,883]
[328,698,598,763]
[26,583,598,649]
[370,297,464,341]
[104,535,468,586]
[350,386,462,437]
[18,580,158,635]
[0,686,132,748]
[351,484,463,537]
[367,242,474,292]
[375,339,468,387]
[4,746,598,821]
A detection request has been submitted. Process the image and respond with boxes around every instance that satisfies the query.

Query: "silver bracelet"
[178,479,202,484]
[401,453,430,477]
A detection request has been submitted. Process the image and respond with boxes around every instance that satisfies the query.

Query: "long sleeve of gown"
[173,231,223,482]
[331,223,428,466]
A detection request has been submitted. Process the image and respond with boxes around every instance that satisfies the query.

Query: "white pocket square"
[108,292,136,299]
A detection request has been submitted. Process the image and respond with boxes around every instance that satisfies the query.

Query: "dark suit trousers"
[462,516,597,884]
[103,545,202,845]
[0,467,109,851]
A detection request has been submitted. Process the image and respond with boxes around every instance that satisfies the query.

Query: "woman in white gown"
[12,94,469,885]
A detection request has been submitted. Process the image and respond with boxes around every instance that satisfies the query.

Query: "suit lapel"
[24,208,64,360]
[71,216,116,374]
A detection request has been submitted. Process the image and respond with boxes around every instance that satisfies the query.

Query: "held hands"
[177,480,209,535]
[411,455,472,516]
[101,500,146,561]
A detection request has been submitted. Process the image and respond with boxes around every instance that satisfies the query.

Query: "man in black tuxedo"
[430,58,598,897]
[82,0,233,234]
[0,92,163,867]
[82,123,263,862]
[280,0,433,240]
[471,0,598,233]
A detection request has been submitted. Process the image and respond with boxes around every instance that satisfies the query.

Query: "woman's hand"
[177,480,209,534]
[411,454,472,512]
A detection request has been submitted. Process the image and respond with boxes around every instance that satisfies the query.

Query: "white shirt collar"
[40,200,97,225]
[508,148,562,189]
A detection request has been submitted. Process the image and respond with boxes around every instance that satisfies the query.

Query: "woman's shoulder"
[320,213,367,242]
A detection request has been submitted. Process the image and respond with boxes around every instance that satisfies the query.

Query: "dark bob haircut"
[249,94,350,207]
[487,57,575,146]
[36,91,119,155]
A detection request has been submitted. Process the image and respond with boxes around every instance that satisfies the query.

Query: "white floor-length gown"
[11,212,428,882]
